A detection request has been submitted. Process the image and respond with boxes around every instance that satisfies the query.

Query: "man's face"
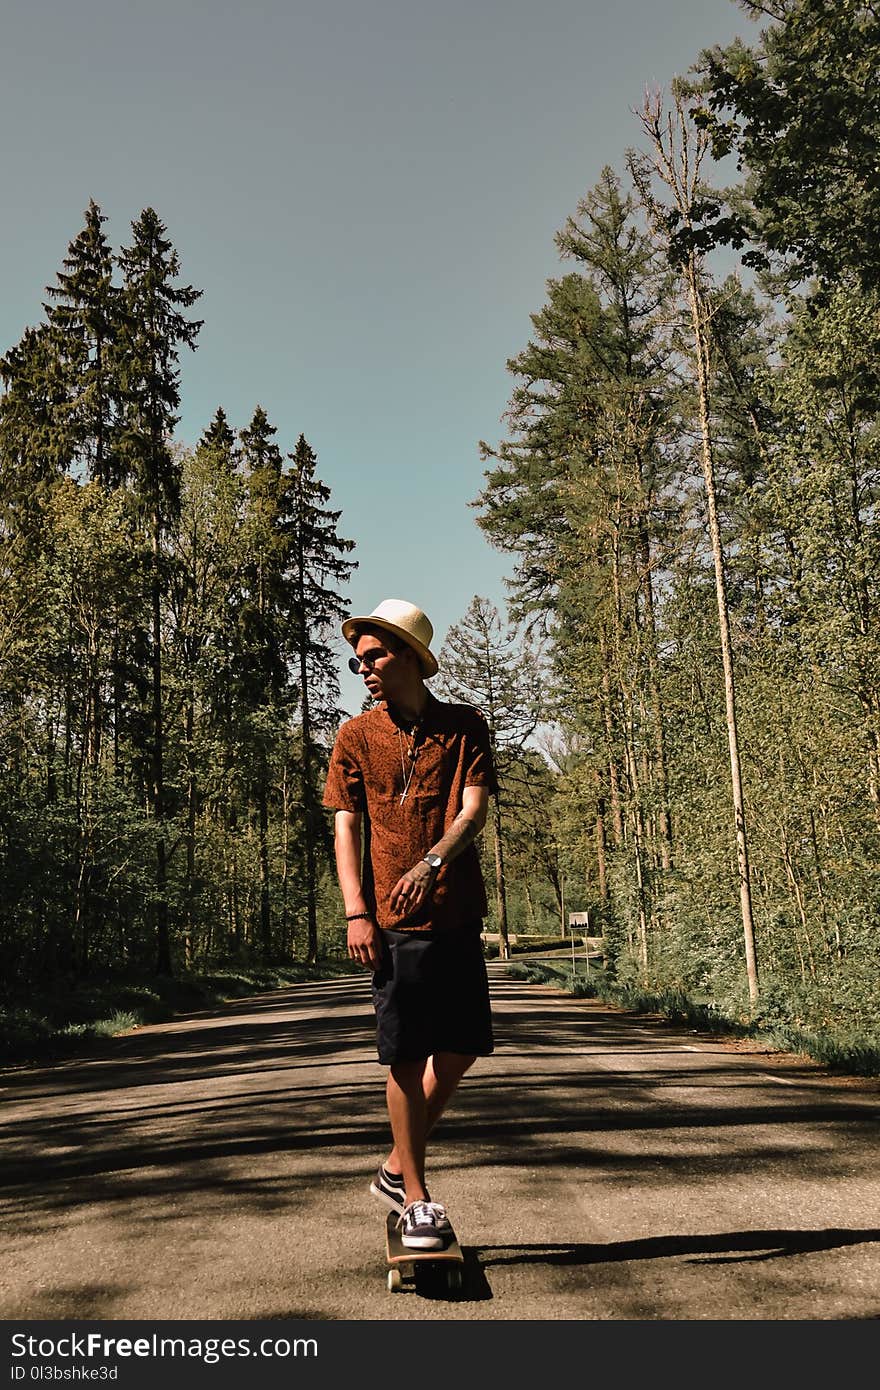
[351,632,411,702]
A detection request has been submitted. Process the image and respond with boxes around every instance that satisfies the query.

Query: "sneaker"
[370,1164,406,1214]
[398,1200,452,1250]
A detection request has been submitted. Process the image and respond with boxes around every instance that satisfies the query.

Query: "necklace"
[397,720,422,804]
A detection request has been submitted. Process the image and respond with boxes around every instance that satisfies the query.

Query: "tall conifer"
[287,433,355,963]
[117,208,202,974]
[239,406,292,958]
[44,200,122,487]
[630,89,760,1004]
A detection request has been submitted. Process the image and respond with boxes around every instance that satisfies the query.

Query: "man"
[322,598,497,1250]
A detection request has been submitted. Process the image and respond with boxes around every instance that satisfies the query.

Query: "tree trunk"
[258,775,271,958]
[112,624,123,781]
[594,774,608,902]
[184,697,196,970]
[686,260,760,1007]
[280,760,291,956]
[63,601,74,799]
[599,636,624,845]
[638,526,673,869]
[152,508,172,976]
[623,711,650,980]
[523,878,536,931]
[298,596,318,966]
[492,795,511,961]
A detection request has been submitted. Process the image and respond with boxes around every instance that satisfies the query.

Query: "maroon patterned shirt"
[322,694,497,932]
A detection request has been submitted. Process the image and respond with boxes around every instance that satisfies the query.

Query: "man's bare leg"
[385,1052,476,1187]
[386,1058,432,1205]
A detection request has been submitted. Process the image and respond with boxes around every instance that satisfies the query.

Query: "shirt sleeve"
[463,712,498,795]
[322,723,367,811]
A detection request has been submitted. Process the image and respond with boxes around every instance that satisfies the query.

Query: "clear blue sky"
[1,0,754,715]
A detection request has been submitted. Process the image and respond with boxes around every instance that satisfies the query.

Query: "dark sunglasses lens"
[349,648,387,674]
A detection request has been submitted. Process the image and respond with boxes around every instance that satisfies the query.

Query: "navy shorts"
[371,927,495,1065]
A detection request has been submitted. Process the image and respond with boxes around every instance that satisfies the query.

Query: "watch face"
[425,854,442,869]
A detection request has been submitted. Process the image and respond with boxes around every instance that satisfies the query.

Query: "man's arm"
[334,809,383,971]
[389,784,490,917]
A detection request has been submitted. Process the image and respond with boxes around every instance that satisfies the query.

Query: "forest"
[1,1,878,1063]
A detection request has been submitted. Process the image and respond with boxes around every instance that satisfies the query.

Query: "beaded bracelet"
[346,911,372,922]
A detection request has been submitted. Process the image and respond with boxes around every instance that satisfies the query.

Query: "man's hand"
[389,859,438,919]
[347,915,383,971]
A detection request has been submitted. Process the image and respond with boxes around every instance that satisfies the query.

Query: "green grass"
[503,960,880,1076]
[505,959,602,998]
[0,958,362,1065]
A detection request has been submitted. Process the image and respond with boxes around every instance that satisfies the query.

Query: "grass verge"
[503,960,880,1077]
[0,959,361,1066]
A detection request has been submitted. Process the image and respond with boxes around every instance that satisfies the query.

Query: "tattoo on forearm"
[455,817,477,847]
[434,816,478,861]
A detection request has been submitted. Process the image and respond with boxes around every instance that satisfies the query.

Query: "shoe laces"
[402,1200,447,1229]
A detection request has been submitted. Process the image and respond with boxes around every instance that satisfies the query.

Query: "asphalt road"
[1,966,878,1321]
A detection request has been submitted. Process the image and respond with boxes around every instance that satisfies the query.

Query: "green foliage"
[0,959,362,1063]
[699,1,880,290]
[506,961,880,1074]
[0,204,357,1000]
[5,8,880,1079]
[476,81,880,1066]
[437,597,545,957]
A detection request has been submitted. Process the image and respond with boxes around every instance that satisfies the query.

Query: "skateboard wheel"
[387,1268,403,1293]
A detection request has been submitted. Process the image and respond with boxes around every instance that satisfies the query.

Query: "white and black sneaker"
[398,1200,452,1250]
[369,1164,406,1214]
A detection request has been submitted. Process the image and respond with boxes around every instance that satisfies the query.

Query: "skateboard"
[384,1209,465,1293]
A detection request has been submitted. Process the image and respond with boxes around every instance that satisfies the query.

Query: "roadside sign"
[567,911,589,975]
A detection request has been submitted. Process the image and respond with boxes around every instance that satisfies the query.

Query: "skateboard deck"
[385,1210,464,1293]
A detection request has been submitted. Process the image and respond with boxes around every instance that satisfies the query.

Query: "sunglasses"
[348,647,391,674]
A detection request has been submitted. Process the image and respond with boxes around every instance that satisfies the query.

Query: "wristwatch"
[422,853,443,872]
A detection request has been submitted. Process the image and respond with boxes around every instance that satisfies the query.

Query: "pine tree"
[44,200,123,487]
[188,408,251,955]
[44,478,145,972]
[199,405,238,468]
[630,88,761,1006]
[287,433,356,963]
[0,325,71,539]
[555,166,676,876]
[238,406,293,958]
[168,418,245,965]
[117,208,202,975]
[774,285,880,827]
[476,169,682,976]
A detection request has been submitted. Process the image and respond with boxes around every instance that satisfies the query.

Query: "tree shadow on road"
[476,1226,880,1269]
[371,1227,880,1305]
[2,977,877,1234]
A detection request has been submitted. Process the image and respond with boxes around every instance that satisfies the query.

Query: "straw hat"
[342,598,439,678]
